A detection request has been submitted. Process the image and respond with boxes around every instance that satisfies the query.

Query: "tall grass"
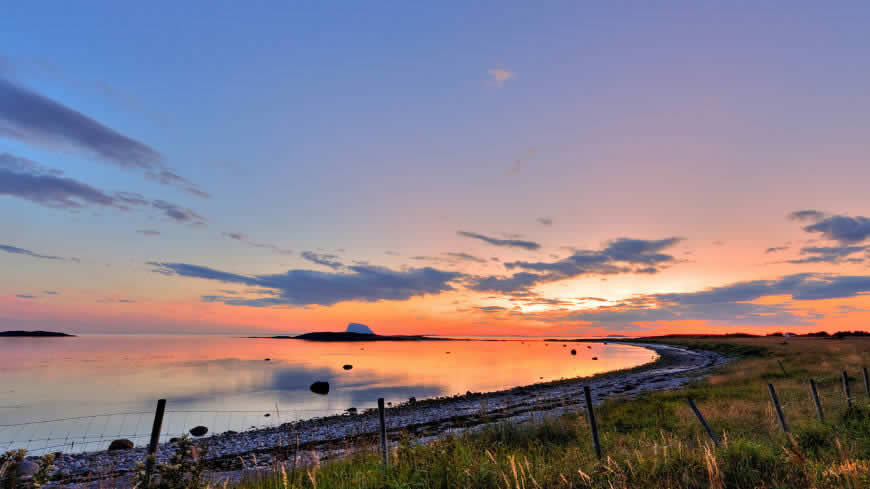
[235,337,870,489]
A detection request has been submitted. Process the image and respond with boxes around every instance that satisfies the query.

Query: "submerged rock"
[190,426,209,437]
[310,381,330,395]
[108,439,134,451]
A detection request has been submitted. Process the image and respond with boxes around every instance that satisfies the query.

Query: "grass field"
[231,337,870,489]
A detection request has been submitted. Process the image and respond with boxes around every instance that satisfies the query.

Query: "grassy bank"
[231,337,869,489]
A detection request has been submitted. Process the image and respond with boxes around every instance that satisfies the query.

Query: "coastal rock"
[592,357,598,360]
[16,460,39,477]
[342,364,353,370]
[190,426,209,437]
[310,381,330,395]
[570,349,577,355]
[346,323,374,335]
[108,439,134,451]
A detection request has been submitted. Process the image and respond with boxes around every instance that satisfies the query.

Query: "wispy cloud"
[0,244,73,261]
[300,251,344,270]
[0,77,206,196]
[488,67,515,87]
[457,231,541,251]
[537,217,553,226]
[1,152,207,225]
[221,232,293,255]
[137,230,161,236]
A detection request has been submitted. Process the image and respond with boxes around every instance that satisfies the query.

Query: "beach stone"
[342,364,352,370]
[108,439,134,451]
[190,426,209,437]
[310,381,330,395]
[16,460,39,477]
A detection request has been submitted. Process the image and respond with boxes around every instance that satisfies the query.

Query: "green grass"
[235,337,870,489]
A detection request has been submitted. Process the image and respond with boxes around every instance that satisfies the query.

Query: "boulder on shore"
[190,426,208,437]
[108,439,134,451]
[310,381,330,395]
[16,460,39,478]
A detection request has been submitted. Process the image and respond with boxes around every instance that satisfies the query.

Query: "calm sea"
[0,335,656,454]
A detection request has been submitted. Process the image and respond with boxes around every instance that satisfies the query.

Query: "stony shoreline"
[46,342,730,487]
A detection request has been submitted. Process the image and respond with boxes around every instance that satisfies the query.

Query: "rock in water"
[346,323,375,335]
[342,364,353,370]
[310,381,330,395]
[189,426,208,437]
[592,357,598,360]
[570,349,577,355]
[108,439,134,450]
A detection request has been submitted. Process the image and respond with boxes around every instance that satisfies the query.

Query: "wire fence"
[0,406,362,456]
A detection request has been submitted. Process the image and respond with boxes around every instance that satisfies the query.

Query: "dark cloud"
[15,294,35,299]
[537,217,553,226]
[300,251,344,270]
[1,152,206,223]
[0,78,206,196]
[787,245,868,264]
[540,273,870,328]
[765,246,789,254]
[443,252,486,263]
[43,290,58,295]
[221,232,293,255]
[149,262,464,306]
[457,231,541,251]
[0,78,160,169]
[0,243,69,261]
[802,214,870,245]
[471,237,683,294]
[474,306,508,313]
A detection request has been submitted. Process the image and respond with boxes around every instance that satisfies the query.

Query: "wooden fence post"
[809,379,824,423]
[377,398,388,472]
[144,399,166,489]
[842,371,852,408]
[767,384,789,433]
[863,367,869,399]
[777,360,787,376]
[583,386,602,459]
[687,398,720,447]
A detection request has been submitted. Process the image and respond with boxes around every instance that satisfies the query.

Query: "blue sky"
[2,1,870,334]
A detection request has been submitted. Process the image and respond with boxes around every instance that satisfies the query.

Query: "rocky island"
[0,330,75,337]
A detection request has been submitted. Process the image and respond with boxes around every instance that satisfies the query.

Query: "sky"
[2,1,870,336]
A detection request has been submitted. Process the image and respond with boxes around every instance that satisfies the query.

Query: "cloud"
[221,232,293,255]
[300,251,344,270]
[443,252,486,263]
[470,237,683,294]
[1,152,206,224]
[789,210,826,222]
[457,231,541,251]
[137,229,160,236]
[488,67,515,87]
[537,217,553,226]
[802,214,870,245]
[149,262,465,306]
[0,243,70,261]
[152,200,206,224]
[15,294,35,299]
[765,246,789,254]
[0,78,206,196]
[787,245,868,264]
[43,290,58,295]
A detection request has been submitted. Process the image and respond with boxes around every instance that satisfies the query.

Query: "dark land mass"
[253,332,450,342]
[0,330,75,337]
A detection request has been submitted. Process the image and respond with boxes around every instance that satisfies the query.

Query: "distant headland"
[250,322,447,342]
[0,330,76,337]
